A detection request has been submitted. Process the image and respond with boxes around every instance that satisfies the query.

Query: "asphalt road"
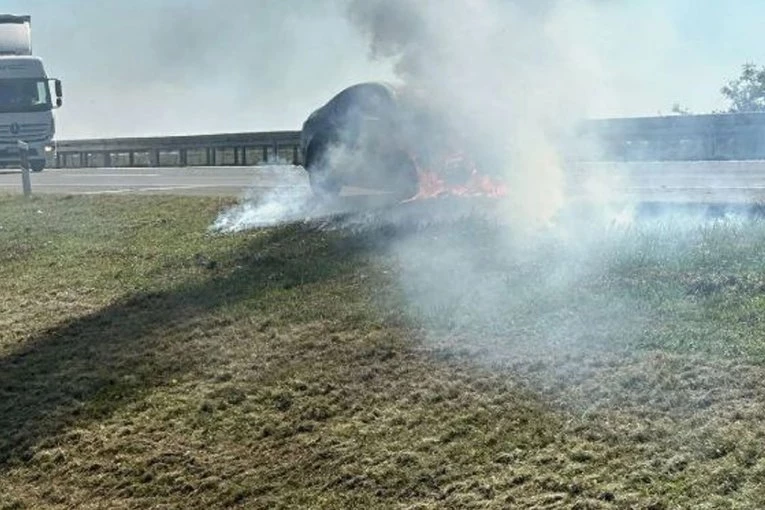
[0,162,765,203]
[0,166,309,196]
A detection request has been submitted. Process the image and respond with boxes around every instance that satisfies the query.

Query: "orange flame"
[408,152,508,200]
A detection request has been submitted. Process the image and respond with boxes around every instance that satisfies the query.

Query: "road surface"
[0,166,309,196]
[0,162,764,203]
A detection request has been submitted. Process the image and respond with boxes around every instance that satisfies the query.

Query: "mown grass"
[2,194,765,509]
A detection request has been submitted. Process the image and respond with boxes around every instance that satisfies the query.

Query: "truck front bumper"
[0,142,49,166]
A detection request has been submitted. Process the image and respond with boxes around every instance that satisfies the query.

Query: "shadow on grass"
[0,223,376,469]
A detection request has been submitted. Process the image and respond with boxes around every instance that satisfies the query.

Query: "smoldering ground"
[214,181,765,363]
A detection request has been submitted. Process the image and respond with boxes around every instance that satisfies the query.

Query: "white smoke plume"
[211,187,314,233]
[207,0,765,384]
[336,0,669,367]
[346,0,610,222]
[214,0,622,235]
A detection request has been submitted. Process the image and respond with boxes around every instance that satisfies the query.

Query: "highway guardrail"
[51,130,302,169]
[49,112,765,169]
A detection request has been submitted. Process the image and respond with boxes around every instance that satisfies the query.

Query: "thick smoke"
[211,188,312,233]
[346,0,608,223]
[335,0,749,369]
[210,0,761,372]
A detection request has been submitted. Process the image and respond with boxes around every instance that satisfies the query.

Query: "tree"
[721,63,765,113]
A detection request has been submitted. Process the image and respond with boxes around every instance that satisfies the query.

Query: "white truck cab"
[0,15,62,172]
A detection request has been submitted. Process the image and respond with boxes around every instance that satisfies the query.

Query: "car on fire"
[300,82,502,200]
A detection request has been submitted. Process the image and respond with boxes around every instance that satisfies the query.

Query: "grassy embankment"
[2,194,765,509]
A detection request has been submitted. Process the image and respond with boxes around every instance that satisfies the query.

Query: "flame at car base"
[406,151,509,201]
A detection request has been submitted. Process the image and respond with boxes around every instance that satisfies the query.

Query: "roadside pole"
[18,140,31,198]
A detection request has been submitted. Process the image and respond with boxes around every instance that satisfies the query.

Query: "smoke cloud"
[197,0,765,406]
[330,0,736,368]
[206,0,764,375]
[211,183,313,233]
[346,0,612,222]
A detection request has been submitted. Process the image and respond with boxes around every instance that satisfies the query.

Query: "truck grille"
[0,123,50,144]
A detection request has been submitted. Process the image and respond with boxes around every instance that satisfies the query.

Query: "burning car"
[300,82,507,200]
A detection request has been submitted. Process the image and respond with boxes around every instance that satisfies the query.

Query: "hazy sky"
[2,0,765,138]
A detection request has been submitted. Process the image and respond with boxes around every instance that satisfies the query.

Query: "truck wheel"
[30,160,45,173]
[306,140,341,198]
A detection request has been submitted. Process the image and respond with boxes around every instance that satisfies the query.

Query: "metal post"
[104,152,112,167]
[180,149,188,167]
[18,140,31,198]
[128,151,135,167]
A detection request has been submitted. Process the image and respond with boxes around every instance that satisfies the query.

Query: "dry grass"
[2,194,765,509]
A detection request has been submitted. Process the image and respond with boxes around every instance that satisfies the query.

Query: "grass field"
[2,194,765,509]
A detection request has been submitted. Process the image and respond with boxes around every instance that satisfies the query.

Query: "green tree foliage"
[721,63,765,113]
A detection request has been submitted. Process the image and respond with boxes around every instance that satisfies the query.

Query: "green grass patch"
[2,194,765,509]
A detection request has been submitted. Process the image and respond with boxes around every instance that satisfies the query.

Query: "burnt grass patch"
[2,194,765,508]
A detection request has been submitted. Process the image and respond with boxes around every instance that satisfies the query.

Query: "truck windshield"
[0,79,51,113]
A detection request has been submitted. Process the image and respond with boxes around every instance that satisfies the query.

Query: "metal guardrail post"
[17,140,32,198]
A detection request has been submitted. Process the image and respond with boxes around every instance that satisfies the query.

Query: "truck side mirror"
[51,79,62,108]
